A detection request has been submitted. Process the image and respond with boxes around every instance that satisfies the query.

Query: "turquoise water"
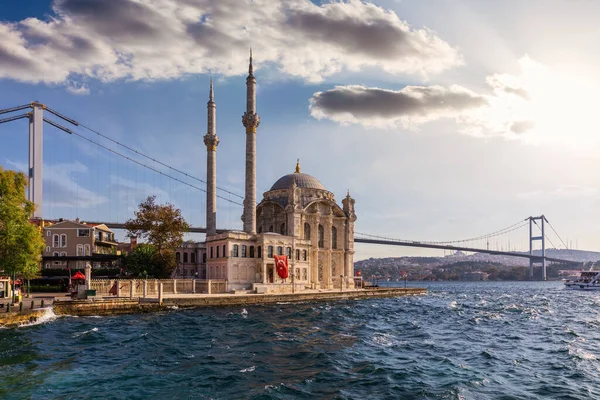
[1,281,599,399]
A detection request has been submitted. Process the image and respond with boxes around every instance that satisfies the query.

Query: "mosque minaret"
[241,50,260,234]
[203,78,219,237]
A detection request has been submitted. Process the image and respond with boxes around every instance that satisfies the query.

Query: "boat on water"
[564,271,600,290]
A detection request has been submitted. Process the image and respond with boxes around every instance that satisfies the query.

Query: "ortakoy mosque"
[198,53,357,293]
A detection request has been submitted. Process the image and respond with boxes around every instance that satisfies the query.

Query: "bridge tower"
[529,215,546,280]
[28,102,44,219]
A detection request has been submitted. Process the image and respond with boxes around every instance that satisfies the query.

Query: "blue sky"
[2,0,600,260]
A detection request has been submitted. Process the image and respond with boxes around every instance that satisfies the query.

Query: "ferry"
[564,271,600,290]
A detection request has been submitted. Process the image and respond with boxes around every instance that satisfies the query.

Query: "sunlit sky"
[1,0,600,260]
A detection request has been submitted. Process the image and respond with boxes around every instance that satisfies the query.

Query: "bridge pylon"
[529,215,546,280]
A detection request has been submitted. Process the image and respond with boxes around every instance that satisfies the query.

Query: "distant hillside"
[354,249,600,281]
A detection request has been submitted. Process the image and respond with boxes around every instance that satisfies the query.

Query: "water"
[1,281,599,399]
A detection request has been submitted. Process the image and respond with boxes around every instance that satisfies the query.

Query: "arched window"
[269,225,274,233]
[280,223,286,235]
[302,250,307,261]
[53,234,59,248]
[223,245,226,257]
[296,249,300,260]
[304,223,311,240]
[267,246,273,258]
[191,253,196,263]
[216,246,220,258]
[202,252,207,263]
[286,247,292,258]
[331,226,338,249]
[176,252,181,262]
[84,244,90,256]
[277,246,283,255]
[241,245,247,257]
[258,246,262,258]
[233,244,239,257]
[250,246,255,258]
[318,224,324,248]
[210,247,214,259]
[46,230,51,237]
[60,234,67,247]
[184,253,188,263]
[45,246,50,253]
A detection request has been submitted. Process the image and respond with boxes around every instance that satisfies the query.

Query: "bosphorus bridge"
[0,102,584,280]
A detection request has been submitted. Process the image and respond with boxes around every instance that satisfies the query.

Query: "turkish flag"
[274,255,289,279]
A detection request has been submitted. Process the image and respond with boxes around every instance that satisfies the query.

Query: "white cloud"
[309,55,600,146]
[0,0,462,85]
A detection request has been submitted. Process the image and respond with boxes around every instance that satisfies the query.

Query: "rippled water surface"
[2,281,600,399]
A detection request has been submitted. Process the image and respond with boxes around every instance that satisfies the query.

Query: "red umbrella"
[72,271,86,280]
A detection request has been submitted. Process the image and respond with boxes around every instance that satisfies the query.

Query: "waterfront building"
[202,53,357,292]
[174,241,207,278]
[40,219,119,270]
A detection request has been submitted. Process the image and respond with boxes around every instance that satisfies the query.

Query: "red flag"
[274,255,289,279]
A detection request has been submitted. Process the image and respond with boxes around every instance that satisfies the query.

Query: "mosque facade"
[202,53,356,292]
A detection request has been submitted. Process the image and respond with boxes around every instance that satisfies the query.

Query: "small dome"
[269,173,326,191]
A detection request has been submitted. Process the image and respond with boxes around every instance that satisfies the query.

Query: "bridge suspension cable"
[545,218,569,249]
[77,122,244,200]
[356,218,529,248]
[71,131,243,206]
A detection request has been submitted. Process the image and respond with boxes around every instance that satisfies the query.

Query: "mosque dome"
[269,160,326,191]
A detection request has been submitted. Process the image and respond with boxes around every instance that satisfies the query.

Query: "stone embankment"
[0,308,50,328]
[53,287,426,317]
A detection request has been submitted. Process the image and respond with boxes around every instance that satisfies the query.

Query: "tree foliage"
[0,167,45,279]
[120,243,173,278]
[124,196,188,278]
[125,196,189,253]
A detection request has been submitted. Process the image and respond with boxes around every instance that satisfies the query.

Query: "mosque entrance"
[267,264,274,283]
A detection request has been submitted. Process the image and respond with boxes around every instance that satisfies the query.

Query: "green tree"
[120,243,171,278]
[125,196,188,277]
[0,167,45,298]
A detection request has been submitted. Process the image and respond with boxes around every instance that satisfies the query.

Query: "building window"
[277,246,283,255]
[258,226,262,233]
[303,250,307,261]
[249,246,255,258]
[191,253,196,263]
[203,252,207,263]
[53,234,59,248]
[60,252,67,257]
[280,223,286,235]
[210,247,214,259]
[45,263,49,268]
[222,245,226,257]
[286,247,292,258]
[267,246,273,258]
[45,246,50,253]
[303,268,308,280]
[176,252,181,262]
[296,249,300,260]
[258,246,262,258]
[269,225,273,233]
[184,253,188,263]
[216,246,220,258]
[46,230,51,237]
[304,223,311,240]
[332,226,338,249]
[241,245,247,257]
[78,229,90,237]
[318,224,324,248]
[60,234,67,248]
[233,244,239,257]
[77,244,83,256]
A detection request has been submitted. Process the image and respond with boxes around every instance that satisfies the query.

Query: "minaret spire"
[204,79,219,236]
[242,49,260,234]
[249,48,253,76]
